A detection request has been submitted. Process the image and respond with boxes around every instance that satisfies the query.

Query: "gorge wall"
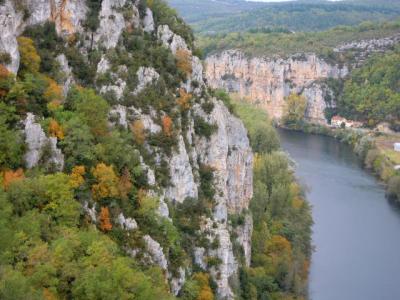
[205,35,400,124]
[0,0,253,298]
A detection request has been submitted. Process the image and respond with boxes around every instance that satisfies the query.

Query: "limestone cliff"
[205,34,400,124]
[0,1,253,298]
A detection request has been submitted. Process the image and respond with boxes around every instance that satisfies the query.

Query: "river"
[278,129,400,300]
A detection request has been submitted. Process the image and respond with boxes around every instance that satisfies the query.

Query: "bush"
[194,116,217,139]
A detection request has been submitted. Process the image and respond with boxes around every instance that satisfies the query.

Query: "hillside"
[0,0,311,299]
[198,20,400,57]
[168,0,400,34]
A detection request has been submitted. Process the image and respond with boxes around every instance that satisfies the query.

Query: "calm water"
[278,129,400,300]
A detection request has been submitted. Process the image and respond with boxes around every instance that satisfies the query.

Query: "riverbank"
[283,122,400,203]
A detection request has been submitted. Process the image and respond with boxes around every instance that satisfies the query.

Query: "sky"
[246,0,343,2]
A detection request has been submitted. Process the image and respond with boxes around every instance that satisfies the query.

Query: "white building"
[394,143,400,152]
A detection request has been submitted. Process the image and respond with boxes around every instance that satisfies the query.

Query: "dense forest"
[331,46,400,129]
[168,0,400,34]
[197,20,400,57]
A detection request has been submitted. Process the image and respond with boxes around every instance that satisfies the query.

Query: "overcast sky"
[246,0,343,2]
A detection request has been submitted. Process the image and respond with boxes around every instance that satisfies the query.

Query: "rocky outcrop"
[117,213,138,230]
[56,54,74,96]
[143,235,169,271]
[235,215,253,267]
[24,113,64,170]
[166,135,198,203]
[195,100,253,218]
[193,100,253,298]
[205,50,347,124]
[142,7,154,33]
[0,0,87,73]
[134,66,160,95]
[0,1,23,74]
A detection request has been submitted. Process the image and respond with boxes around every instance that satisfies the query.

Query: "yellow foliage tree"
[99,206,113,232]
[17,37,41,74]
[48,119,65,140]
[193,273,214,300]
[283,93,307,128]
[91,163,119,200]
[130,119,145,145]
[176,49,193,75]
[177,88,192,111]
[162,115,173,137]
[2,168,24,190]
[69,165,85,188]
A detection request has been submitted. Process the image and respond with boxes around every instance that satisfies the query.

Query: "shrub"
[194,116,217,139]
[0,52,11,65]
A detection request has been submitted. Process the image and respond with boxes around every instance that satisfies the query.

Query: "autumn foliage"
[69,165,85,188]
[2,168,24,190]
[43,78,63,103]
[130,119,145,145]
[99,206,113,232]
[48,119,65,140]
[176,49,193,75]
[193,273,214,300]
[177,88,192,111]
[17,37,41,74]
[162,115,173,137]
[91,163,119,200]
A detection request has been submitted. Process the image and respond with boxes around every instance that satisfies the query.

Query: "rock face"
[24,113,64,170]
[0,0,87,73]
[205,34,400,124]
[166,135,198,203]
[205,50,348,124]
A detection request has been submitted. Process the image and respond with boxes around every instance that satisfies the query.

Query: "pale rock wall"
[165,135,198,203]
[24,113,64,170]
[205,50,348,124]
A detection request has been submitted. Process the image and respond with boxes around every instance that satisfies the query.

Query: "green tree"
[283,93,307,128]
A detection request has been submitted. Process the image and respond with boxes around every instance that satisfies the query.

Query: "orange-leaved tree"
[48,119,64,140]
[91,163,119,200]
[177,88,192,111]
[162,115,173,137]
[2,168,24,190]
[43,77,63,103]
[176,49,193,75]
[99,206,113,232]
